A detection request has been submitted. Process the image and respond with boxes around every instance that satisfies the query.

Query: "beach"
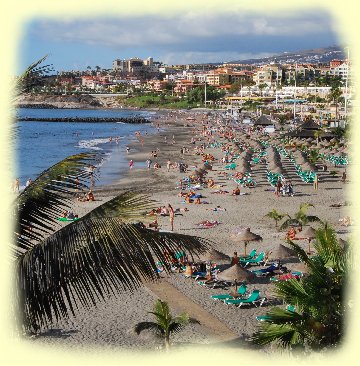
[27,109,350,351]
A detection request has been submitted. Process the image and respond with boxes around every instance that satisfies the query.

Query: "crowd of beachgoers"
[31,108,350,351]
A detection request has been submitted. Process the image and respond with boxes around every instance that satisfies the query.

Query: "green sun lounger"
[239,249,257,261]
[211,284,247,300]
[240,252,265,267]
[57,217,79,222]
[224,289,266,307]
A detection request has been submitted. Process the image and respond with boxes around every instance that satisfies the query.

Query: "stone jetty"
[17,116,150,124]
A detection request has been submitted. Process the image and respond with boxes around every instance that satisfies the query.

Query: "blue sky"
[18,10,339,73]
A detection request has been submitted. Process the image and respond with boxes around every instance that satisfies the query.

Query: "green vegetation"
[13,154,209,334]
[264,209,287,229]
[251,224,350,351]
[280,203,321,231]
[118,94,196,109]
[135,299,199,350]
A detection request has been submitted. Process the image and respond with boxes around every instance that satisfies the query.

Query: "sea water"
[15,108,158,188]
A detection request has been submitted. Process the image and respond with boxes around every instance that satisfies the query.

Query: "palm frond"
[13,153,100,254]
[14,55,54,99]
[14,217,209,333]
[134,322,163,336]
[85,192,156,221]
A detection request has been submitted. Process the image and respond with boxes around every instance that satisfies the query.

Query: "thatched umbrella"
[296,226,317,254]
[231,228,262,257]
[217,264,256,294]
[195,248,230,262]
[269,244,297,264]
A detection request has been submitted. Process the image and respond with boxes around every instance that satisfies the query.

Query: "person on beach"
[129,160,134,170]
[342,170,347,183]
[232,186,240,196]
[313,174,319,190]
[166,160,171,172]
[288,181,294,196]
[231,252,239,266]
[87,190,95,201]
[275,178,282,197]
[168,204,175,231]
[126,146,130,154]
[13,178,20,193]
[146,159,152,170]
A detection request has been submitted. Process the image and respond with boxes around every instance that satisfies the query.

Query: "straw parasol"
[231,228,262,257]
[296,226,317,254]
[270,244,297,261]
[195,248,230,262]
[217,264,256,294]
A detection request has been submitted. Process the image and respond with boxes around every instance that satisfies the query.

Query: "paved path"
[145,279,238,341]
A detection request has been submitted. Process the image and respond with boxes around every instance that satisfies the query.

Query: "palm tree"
[251,223,350,351]
[13,153,210,334]
[264,209,286,229]
[328,86,343,121]
[14,55,53,101]
[280,203,321,231]
[134,299,200,350]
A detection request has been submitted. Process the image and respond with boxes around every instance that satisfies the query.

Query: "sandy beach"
[28,109,350,351]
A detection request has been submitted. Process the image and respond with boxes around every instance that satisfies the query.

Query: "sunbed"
[211,284,247,300]
[240,252,265,267]
[224,289,266,307]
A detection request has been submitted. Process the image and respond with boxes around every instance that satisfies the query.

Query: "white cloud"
[33,11,334,48]
[161,51,275,65]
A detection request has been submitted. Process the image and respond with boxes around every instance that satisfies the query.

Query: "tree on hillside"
[134,299,200,350]
[186,85,225,105]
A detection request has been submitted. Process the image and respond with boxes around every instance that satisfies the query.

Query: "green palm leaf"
[14,153,99,254]
[14,55,54,99]
[15,215,209,333]
[134,322,164,336]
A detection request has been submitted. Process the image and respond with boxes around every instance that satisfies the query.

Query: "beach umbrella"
[231,228,262,257]
[269,244,297,263]
[217,264,256,294]
[296,226,317,254]
[195,248,230,262]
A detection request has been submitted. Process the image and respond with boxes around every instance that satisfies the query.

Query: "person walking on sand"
[168,204,174,231]
[129,160,134,170]
[166,160,171,172]
[313,174,319,190]
[146,159,152,170]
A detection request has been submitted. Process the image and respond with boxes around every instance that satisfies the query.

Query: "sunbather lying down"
[206,206,226,212]
[210,189,229,194]
[195,220,220,228]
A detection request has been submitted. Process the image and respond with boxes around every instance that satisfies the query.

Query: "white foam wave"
[77,138,109,150]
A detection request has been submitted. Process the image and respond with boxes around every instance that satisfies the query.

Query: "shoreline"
[29,108,350,350]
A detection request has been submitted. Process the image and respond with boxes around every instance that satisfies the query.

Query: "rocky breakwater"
[17,116,150,124]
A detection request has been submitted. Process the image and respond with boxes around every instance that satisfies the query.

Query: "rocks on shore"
[17,116,150,124]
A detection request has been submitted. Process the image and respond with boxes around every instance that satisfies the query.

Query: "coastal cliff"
[16,94,126,109]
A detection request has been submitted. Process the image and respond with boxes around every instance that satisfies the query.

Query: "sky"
[18,10,339,73]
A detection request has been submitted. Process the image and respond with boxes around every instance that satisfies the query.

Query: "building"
[112,57,159,75]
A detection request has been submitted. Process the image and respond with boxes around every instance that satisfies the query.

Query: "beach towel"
[195,220,219,228]
[57,217,79,222]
